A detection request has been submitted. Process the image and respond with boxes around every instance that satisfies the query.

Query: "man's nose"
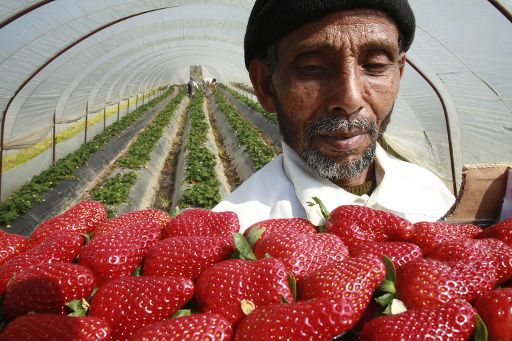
[326,65,364,116]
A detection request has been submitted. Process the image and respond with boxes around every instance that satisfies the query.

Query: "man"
[213,0,455,230]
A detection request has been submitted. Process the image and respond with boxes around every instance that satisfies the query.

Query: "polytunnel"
[0,0,511,231]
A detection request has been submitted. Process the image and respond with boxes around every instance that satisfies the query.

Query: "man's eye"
[297,64,324,75]
[363,63,391,75]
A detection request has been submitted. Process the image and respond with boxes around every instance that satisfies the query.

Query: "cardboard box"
[444,163,512,226]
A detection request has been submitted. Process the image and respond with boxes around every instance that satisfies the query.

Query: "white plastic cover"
[0,0,511,196]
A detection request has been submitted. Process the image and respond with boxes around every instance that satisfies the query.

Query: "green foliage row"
[179,92,221,209]
[118,89,187,169]
[91,172,137,205]
[222,84,278,125]
[214,91,278,170]
[92,87,187,209]
[0,88,173,226]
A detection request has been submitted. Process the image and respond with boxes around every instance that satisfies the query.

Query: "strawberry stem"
[307,197,330,232]
[246,225,265,247]
[233,233,257,261]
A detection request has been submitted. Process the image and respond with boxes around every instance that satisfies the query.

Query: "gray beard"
[300,116,378,180]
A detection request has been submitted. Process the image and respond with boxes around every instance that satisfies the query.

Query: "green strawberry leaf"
[288,272,297,301]
[81,233,93,243]
[170,206,181,217]
[307,197,329,232]
[66,299,88,317]
[246,225,266,247]
[264,253,272,259]
[280,294,290,304]
[172,309,192,318]
[382,255,396,283]
[474,314,488,341]
[132,266,142,276]
[234,233,257,261]
[375,293,394,310]
[377,279,396,294]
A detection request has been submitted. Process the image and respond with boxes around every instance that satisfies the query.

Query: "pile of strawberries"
[1,200,512,340]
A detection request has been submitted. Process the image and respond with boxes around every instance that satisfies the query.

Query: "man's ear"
[248,59,277,113]
[399,53,407,78]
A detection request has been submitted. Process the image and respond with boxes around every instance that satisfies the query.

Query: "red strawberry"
[79,221,160,283]
[162,208,239,245]
[252,228,348,280]
[0,314,111,341]
[0,230,27,267]
[129,313,233,341]
[94,208,170,237]
[410,221,482,253]
[2,262,96,321]
[359,301,477,340]
[234,299,359,340]
[88,276,194,340]
[243,218,317,248]
[397,257,498,309]
[28,201,107,248]
[326,205,414,249]
[478,217,512,247]
[195,258,294,325]
[298,255,385,315]
[427,237,512,283]
[0,232,84,295]
[475,287,512,341]
[143,236,233,279]
[349,241,422,269]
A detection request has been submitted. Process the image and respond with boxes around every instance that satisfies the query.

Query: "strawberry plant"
[179,92,221,209]
[91,172,137,205]
[222,84,278,124]
[213,90,277,170]
[0,88,174,226]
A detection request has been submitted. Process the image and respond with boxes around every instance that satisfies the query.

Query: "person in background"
[187,78,195,97]
[213,0,455,231]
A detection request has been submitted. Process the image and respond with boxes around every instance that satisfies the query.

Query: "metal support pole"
[52,111,56,164]
[117,102,120,122]
[127,98,130,115]
[103,107,106,131]
[136,94,138,109]
[84,102,88,143]
[143,93,145,105]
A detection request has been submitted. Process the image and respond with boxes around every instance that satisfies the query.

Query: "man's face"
[252,9,405,183]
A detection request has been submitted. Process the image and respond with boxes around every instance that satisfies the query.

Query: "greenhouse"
[0,0,511,339]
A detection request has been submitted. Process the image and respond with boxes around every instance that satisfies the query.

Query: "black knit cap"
[244,0,416,69]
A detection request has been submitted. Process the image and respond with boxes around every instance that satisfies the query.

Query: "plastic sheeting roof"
[1,0,511,195]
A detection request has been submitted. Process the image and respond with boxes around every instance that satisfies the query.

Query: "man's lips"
[314,131,369,151]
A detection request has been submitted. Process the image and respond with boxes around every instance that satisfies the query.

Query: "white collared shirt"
[213,142,455,232]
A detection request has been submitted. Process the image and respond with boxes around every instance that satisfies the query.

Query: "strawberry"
[325,205,414,249]
[349,241,422,268]
[27,201,107,248]
[252,228,348,280]
[396,257,498,308]
[162,208,239,246]
[298,255,385,316]
[427,237,512,283]
[0,231,84,295]
[195,258,293,325]
[475,287,512,341]
[243,218,317,248]
[478,217,512,247]
[410,221,482,253]
[0,230,27,267]
[359,301,477,340]
[78,221,161,283]
[0,314,111,341]
[128,313,233,340]
[93,208,170,237]
[143,236,233,280]
[88,276,194,340]
[2,262,96,321]
[234,298,360,340]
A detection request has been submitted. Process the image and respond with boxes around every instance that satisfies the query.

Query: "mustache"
[304,116,378,140]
